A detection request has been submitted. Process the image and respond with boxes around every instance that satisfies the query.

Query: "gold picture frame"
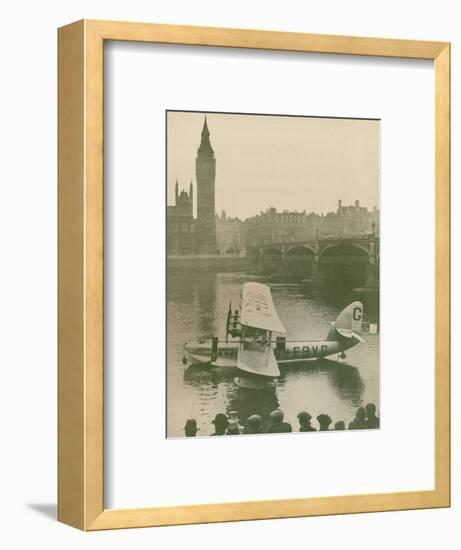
[58,19,450,530]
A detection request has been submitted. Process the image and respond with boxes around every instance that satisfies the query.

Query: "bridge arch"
[245,246,261,269]
[319,243,370,288]
[285,246,315,274]
[286,244,316,256]
[319,242,371,258]
[261,247,283,273]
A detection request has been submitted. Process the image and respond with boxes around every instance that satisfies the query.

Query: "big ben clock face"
[166,109,380,441]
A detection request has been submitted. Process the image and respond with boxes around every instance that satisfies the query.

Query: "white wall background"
[0,0,458,548]
[106,43,435,508]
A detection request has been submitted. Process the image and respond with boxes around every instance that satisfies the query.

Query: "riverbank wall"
[167,254,248,271]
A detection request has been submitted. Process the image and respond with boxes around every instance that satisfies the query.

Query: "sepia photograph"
[166,110,380,438]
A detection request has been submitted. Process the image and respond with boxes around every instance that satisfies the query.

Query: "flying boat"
[183,282,365,389]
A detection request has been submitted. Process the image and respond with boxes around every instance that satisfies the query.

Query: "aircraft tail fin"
[328,301,365,342]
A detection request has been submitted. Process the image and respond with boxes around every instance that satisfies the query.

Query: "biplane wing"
[240,282,286,334]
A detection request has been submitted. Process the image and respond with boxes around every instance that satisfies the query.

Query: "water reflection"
[183,359,364,431]
[280,359,365,405]
[227,387,279,429]
[196,272,217,335]
[167,269,379,437]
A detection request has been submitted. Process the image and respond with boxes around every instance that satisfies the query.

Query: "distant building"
[216,210,242,254]
[242,201,379,247]
[167,181,196,255]
[332,199,379,237]
[242,207,318,246]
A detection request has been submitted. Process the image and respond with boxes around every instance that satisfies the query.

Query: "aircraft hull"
[183,338,358,368]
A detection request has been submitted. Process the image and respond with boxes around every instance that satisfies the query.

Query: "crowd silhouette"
[184,404,380,436]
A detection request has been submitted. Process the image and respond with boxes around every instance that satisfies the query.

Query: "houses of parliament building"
[167,117,217,255]
[167,116,379,256]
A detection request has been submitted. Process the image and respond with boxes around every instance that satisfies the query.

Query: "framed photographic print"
[165,110,380,437]
[58,20,450,530]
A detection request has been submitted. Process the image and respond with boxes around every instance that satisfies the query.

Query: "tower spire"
[198,115,214,156]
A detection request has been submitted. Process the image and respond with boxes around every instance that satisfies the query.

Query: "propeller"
[226,300,232,344]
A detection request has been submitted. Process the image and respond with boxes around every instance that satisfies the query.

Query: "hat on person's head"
[269,409,284,422]
[212,413,229,428]
[297,411,312,422]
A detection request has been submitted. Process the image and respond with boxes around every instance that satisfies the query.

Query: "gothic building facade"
[167,117,217,255]
[166,181,196,255]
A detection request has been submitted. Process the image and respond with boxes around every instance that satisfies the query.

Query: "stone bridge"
[244,236,379,288]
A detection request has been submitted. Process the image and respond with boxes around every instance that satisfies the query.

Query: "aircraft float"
[183,282,365,389]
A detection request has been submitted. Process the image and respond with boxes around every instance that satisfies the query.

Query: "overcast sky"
[167,111,379,220]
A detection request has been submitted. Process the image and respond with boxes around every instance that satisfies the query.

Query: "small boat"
[183,282,365,388]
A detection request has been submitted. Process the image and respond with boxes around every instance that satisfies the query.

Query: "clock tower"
[196,116,217,254]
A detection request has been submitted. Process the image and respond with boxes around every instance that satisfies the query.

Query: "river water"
[167,269,379,438]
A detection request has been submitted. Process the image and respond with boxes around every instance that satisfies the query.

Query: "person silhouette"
[243,414,263,434]
[226,420,241,435]
[365,403,380,429]
[317,413,332,431]
[349,407,368,430]
[184,418,198,437]
[266,409,292,433]
[211,413,229,435]
[297,411,317,432]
